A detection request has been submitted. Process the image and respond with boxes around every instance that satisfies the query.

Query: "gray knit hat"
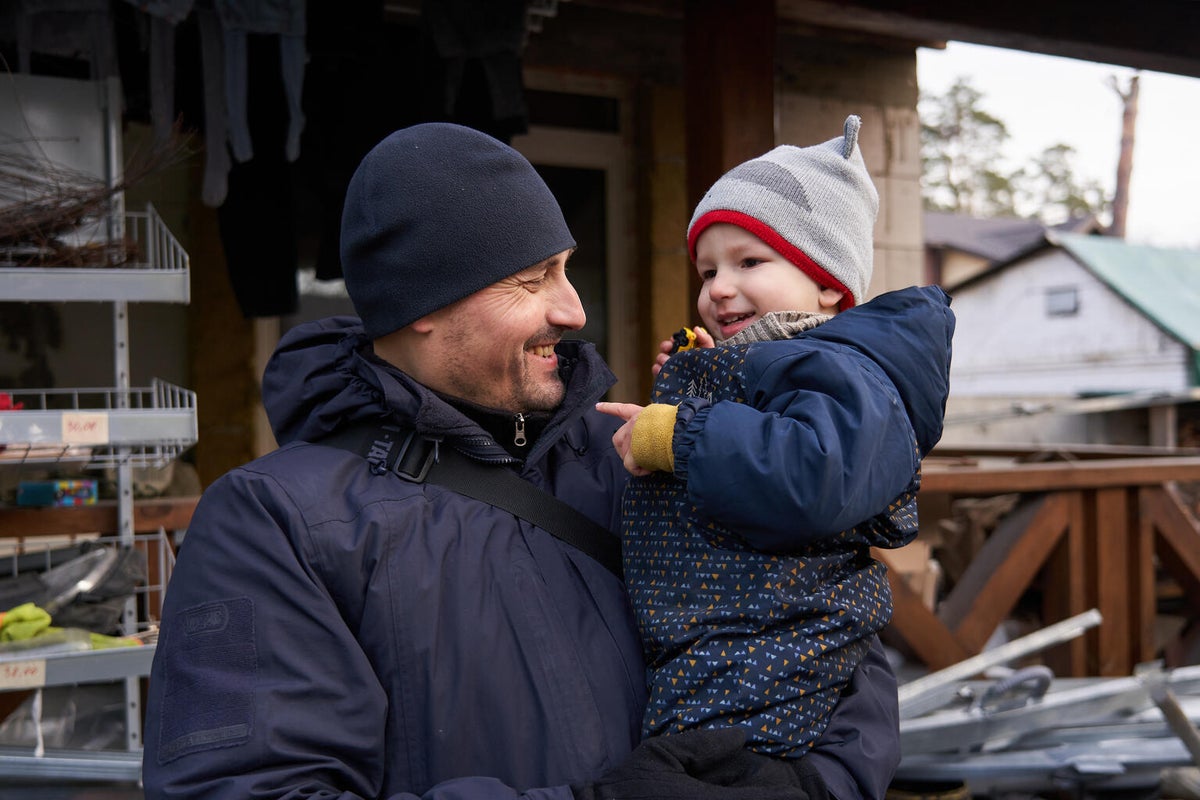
[687,115,878,310]
[341,123,576,339]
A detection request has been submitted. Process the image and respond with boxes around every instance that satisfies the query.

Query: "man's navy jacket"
[143,315,906,800]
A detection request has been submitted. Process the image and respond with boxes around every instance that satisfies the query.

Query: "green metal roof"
[1054,232,1200,351]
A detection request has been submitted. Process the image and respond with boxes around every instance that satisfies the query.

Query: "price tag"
[62,412,109,444]
[0,659,46,689]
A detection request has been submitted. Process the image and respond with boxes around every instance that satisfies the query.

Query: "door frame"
[512,69,638,402]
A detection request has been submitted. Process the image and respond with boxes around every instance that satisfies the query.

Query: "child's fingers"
[650,327,711,379]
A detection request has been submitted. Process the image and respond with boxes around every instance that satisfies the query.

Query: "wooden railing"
[878,456,1200,677]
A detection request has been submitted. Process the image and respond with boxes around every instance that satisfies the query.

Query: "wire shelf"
[0,204,186,270]
[0,528,174,641]
[0,379,197,468]
[0,204,190,303]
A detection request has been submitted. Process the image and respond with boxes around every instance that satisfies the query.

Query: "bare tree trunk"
[1108,73,1139,238]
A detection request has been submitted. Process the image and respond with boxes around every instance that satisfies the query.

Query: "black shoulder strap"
[315,422,623,580]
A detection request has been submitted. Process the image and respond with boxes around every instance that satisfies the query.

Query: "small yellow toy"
[669,327,697,354]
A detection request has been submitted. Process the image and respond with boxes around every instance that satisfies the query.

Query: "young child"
[598,116,954,794]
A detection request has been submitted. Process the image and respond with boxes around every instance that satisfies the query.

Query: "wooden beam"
[931,443,1200,461]
[1093,488,1133,676]
[0,497,197,538]
[921,457,1200,495]
[776,0,1200,79]
[684,0,776,300]
[938,494,1068,652]
[684,0,776,200]
[1042,491,1089,676]
[1133,487,1157,665]
[187,153,258,488]
[877,550,971,670]
[1145,483,1200,608]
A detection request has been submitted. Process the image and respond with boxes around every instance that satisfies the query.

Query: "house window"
[1046,286,1079,316]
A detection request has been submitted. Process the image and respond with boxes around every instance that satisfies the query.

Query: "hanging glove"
[571,727,818,800]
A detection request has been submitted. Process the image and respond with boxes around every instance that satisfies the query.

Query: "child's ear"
[818,286,845,313]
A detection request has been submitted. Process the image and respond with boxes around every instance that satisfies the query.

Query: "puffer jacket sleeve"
[672,286,953,554]
[672,341,918,552]
[142,467,574,800]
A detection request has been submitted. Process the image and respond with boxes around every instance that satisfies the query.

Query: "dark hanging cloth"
[298,0,419,281]
[420,0,529,144]
[215,31,298,317]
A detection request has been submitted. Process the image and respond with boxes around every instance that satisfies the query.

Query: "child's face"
[694,223,844,341]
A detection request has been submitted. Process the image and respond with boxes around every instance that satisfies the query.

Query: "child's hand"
[595,402,651,476]
[651,326,714,377]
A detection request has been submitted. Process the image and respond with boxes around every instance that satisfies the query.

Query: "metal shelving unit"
[0,243,192,780]
[0,237,192,778]
[0,70,195,786]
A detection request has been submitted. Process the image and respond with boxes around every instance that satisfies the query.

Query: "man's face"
[694,223,844,341]
[415,249,586,412]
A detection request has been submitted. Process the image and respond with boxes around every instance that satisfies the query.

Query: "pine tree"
[920,76,1109,224]
[919,77,1018,217]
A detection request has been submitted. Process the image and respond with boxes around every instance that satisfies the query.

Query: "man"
[143,122,900,799]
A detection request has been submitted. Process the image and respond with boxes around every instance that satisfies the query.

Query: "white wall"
[939,394,1162,448]
[949,248,1191,397]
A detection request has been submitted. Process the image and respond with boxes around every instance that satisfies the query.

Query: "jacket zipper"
[513,413,527,447]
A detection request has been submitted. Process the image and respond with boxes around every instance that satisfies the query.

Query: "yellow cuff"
[631,404,678,473]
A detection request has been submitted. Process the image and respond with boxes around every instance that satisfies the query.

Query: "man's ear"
[818,286,845,313]
[372,316,431,375]
[407,310,439,334]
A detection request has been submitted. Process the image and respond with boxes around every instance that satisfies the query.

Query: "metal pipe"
[1139,664,1200,767]
[899,609,1103,719]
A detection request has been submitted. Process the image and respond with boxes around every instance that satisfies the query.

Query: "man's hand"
[595,401,649,476]
[571,728,816,800]
[652,325,716,377]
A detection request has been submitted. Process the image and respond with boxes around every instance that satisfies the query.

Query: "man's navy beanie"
[340,122,576,339]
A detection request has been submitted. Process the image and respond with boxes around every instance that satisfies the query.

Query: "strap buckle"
[392,430,438,483]
[360,425,437,483]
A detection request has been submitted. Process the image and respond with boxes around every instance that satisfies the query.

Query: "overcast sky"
[916,42,1200,250]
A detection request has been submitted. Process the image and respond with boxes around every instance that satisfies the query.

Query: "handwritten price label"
[62,412,109,444]
[0,659,46,689]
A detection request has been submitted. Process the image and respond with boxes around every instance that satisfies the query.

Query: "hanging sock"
[214,0,307,164]
[196,6,231,206]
